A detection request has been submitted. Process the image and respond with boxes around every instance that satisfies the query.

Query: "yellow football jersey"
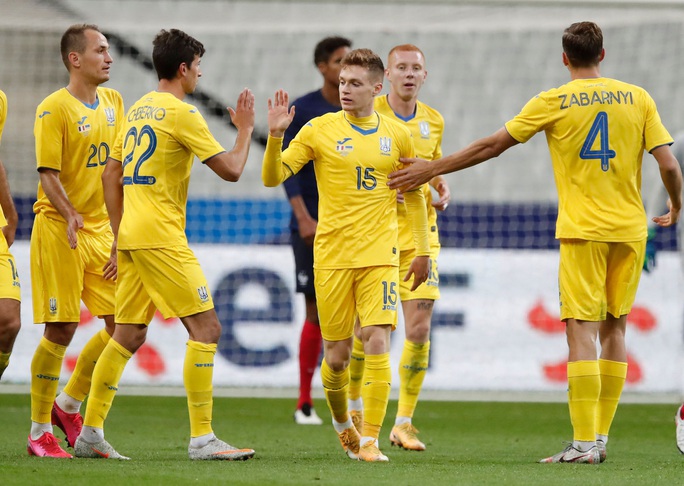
[33,87,124,234]
[505,77,673,241]
[375,95,443,251]
[112,91,225,250]
[265,110,424,269]
[0,89,7,227]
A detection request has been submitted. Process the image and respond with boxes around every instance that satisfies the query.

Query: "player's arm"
[650,144,683,228]
[403,188,430,291]
[389,127,519,191]
[289,195,317,245]
[101,157,123,280]
[39,169,83,249]
[262,89,298,187]
[205,88,255,182]
[0,159,17,247]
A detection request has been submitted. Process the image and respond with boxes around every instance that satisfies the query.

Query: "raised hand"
[228,88,255,132]
[267,89,295,138]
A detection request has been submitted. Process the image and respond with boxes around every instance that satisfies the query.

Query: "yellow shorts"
[315,266,399,342]
[115,246,214,325]
[0,230,21,301]
[398,246,440,302]
[30,214,114,323]
[559,239,645,321]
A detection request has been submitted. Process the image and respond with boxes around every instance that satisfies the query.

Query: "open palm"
[267,89,295,137]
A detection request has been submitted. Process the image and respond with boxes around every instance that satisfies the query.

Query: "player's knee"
[0,315,20,349]
[325,355,349,372]
[405,320,430,343]
[43,322,78,346]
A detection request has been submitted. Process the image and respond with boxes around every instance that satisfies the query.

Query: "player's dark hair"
[60,24,101,71]
[314,36,352,66]
[562,21,603,68]
[152,29,206,81]
[340,48,384,83]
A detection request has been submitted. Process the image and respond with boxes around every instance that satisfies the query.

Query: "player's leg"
[347,319,364,433]
[76,322,145,460]
[133,245,253,460]
[390,299,431,451]
[75,249,151,460]
[316,267,360,459]
[292,232,324,424]
[0,298,20,379]
[355,265,398,462]
[28,215,82,458]
[391,249,439,451]
[595,240,644,462]
[295,295,323,424]
[54,230,116,447]
[540,240,603,464]
[181,308,254,460]
[0,236,21,380]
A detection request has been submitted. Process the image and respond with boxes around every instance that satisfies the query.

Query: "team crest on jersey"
[336,137,353,156]
[104,107,116,126]
[49,297,57,315]
[197,286,209,303]
[379,137,392,155]
[419,121,430,139]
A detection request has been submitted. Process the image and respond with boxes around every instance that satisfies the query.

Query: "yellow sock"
[397,340,430,419]
[83,339,132,429]
[567,360,601,442]
[321,358,349,423]
[184,340,217,438]
[30,337,66,423]
[0,351,10,378]
[63,328,111,402]
[596,359,627,437]
[362,353,391,440]
[348,335,365,402]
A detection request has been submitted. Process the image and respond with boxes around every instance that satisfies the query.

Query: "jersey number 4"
[579,111,616,172]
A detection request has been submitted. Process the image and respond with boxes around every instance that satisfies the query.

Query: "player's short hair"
[562,21,603,68]
[60,24,101,71]
[387,44,426,65]
[313,36,352,66]
[152,29,206,81]
[340,48,384,83]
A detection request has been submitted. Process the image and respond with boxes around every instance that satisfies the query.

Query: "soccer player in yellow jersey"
[347,44,451,450]
[390,21,683,464]
[27,25,124,459]
[0,89,21,382]
[74,29,256,461]
[263,48,431,462]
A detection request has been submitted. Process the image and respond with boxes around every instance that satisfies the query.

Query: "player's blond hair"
[387,44,426,65]
[340,48,384,83]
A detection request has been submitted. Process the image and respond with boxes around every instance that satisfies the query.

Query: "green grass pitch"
[2,394,684,485]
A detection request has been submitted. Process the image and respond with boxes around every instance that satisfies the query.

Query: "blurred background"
[0,0,682,397]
